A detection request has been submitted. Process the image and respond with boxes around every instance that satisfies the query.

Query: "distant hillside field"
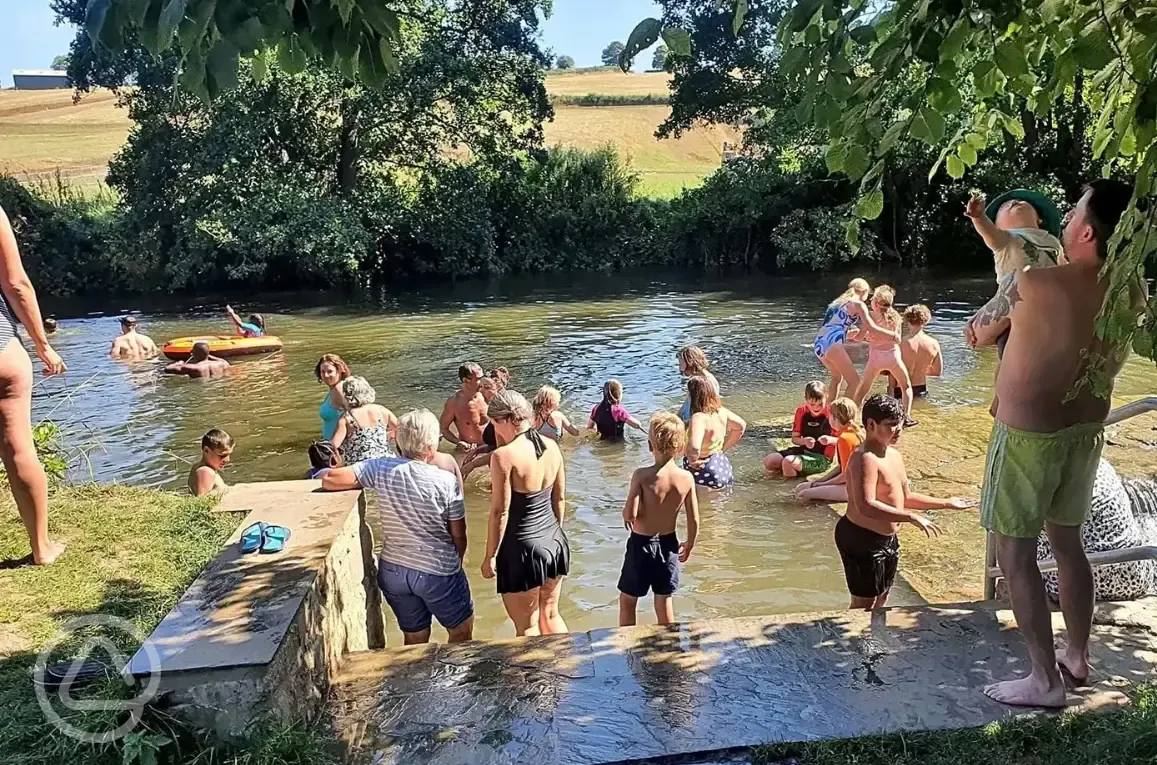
[0,69,734,198]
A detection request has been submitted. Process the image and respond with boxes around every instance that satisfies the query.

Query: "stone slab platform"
[331,599,1157,765]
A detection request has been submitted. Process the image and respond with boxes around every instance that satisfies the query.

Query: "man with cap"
[110,315,159,360]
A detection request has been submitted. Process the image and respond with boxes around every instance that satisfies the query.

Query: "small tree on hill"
[556,55,575,70]
[601,41,625,67]
[51,54,71,70]
[651,45,668,71]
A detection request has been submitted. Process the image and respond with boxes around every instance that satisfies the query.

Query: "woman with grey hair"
[322,409,473,644]
[481,389,570,636]
[332,376,398,464]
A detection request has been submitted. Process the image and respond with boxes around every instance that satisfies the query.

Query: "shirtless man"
[439,363,488,451]
[966,179,1142,708]
[110,316,158,360]
[839,394,973,610]
[888,305,941,398]
[163,342,230,378]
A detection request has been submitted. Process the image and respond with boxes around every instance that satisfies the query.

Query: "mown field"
[0,68,737,199]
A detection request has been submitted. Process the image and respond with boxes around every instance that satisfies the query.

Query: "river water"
[34,271,1157,639]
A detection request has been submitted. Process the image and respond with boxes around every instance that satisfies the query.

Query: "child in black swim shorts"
[618,412,700,626]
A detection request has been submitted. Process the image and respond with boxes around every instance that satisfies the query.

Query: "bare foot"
[983,674,1066,708]
[1057,645,1091,686]
[32,540,66,566]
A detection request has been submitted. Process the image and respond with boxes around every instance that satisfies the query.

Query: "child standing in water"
[795,398,863,503]
[838,395,975,609]
[619,412,700,626]
[853,286,916,428]
[677,346,719,423]
[588,380,643,441]
[889,305,941,400]
[534,386,581,441]
[764,381,836,478]
[189,429,233,497]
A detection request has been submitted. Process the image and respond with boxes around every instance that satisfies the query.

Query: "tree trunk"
[337,92,360,197]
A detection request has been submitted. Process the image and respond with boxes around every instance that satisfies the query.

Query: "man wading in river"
[440,363,488,452]
[967,179,1144,707]
[110,316,158,360]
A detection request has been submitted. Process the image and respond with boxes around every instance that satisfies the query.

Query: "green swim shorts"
[980,420,1104,539]
[799,452,832,478]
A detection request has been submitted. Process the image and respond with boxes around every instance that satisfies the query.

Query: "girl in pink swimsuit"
[853,285,916,428]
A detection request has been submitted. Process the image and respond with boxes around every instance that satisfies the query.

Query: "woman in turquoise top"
[315,354,351,440]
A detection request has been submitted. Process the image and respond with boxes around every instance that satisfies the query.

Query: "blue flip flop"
[239,522,267,554]
[260,525,292,554]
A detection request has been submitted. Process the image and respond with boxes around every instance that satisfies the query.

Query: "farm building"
[12,69,70,90]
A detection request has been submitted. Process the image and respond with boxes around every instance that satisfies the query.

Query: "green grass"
[637,171,709,199]
[0,484,343,765]
[755,684,1157,765]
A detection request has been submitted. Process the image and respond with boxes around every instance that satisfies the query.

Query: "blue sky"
[0,0,664,88]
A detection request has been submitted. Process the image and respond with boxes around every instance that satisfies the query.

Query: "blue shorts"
[618,532,680,597]
[377,560,473,634]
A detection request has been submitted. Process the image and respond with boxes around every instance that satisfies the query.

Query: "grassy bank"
[756,683,1157,765]
[0,484,340,765]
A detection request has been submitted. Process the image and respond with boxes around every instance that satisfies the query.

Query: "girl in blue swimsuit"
[315,354,351,439]
[813,279,871,403]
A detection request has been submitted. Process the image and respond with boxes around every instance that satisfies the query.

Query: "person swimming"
[683,376,746,489]
[163,342,230,378]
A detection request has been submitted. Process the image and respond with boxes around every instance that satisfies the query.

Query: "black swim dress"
[496,430,571,594]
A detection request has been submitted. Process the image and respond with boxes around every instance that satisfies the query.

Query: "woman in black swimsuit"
[481,389,570,636]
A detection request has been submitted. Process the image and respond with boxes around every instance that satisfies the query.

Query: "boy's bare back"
[900,331,941,386]
[845,446,908,537]
[628,461,695,537]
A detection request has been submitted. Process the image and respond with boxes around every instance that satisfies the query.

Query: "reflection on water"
[33,271,1157,640]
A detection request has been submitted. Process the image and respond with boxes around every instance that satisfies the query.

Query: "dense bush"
[0,176,123,298]
[550,94,668,106]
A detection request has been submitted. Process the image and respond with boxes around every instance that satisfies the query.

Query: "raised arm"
[967,271,1020,348]
[225,305,244,333]
[0,207,65,374]
[846,300,899,341]
[621,472,641,531]
[964,196,1014,252]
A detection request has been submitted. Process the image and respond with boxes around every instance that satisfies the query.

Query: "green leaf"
[1093,126,1114,159]
[856,187,884,220]
[379,36,398,72]
[794,92,815,124]
[621,18,661,71]
[877,119,906,156]
[945,154,965,178]
[994,41,1029,78]
[843,144,871,180]
[178,0,216,52]
[928,77,962,114]
[733,0,749,36]
[661,27,692,58]
[361,3,400,41]
[788,0,822,33]
[825,74,854,102]
[965,132,986,150]
[848,24,876,45]
[910,106,945,146]
[826,142,849,174]
[830,52,853,74]
[804,24,821,44]
[179,43,209,100]
[845,217,861,253]
[1072,20,1116,71]
[84,0,113,47]
[915,29,943,64]
[126,0,152,26]
[861,159,885,190]
[1041,0,1066,25]
[155,0,185,54]
[815,95,841,129]
[939,16,971,62]
[207,39,240,92]
[1133,326,1155,360]
[957,143,978,166]
[1002,114,1026,140]
[335,0,356,26]
[251,52,268,83]
[780,46,807,77]
[973,61,1001,99]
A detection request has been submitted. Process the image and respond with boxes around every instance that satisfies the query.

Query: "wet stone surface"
[331,600,1157,765]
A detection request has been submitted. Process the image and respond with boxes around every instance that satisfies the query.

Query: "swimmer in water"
[189,428,233,496]
[163,342,230,378]
[110,315,159,360]
[43,317,58,336]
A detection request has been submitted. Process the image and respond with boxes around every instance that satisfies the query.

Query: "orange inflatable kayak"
[162,335,283,361]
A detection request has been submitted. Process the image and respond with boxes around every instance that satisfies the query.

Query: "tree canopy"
[601,40,625,67]
[556,54,575,69]
[623,0,1157,386]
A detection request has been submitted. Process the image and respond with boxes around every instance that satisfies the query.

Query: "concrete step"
[328,599,1157,765]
